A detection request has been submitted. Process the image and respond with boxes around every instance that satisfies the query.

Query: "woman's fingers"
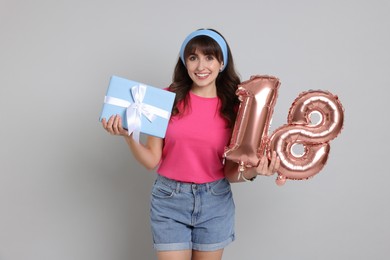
[257,156,268,176]
[102,115,117,135]
[113,115,120,134]
[101,118,107,128]
[274,155,281,172]
[102,114,128,136]
[256,151,280,176]
[117,115,129,136]
[269,151,278,172]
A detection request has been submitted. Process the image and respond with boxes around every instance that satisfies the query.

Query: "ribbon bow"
[104,84,171,143]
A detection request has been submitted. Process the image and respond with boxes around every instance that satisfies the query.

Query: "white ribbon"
[104,84,171,143]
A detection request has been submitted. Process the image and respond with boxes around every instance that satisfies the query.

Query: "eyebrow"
[189,51,215,56]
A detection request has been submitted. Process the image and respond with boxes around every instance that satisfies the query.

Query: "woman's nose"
[196,58,206,70]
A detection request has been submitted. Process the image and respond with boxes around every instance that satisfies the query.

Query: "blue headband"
[180,29,228,71]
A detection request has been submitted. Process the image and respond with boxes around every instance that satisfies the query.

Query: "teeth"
[197,73,208,77]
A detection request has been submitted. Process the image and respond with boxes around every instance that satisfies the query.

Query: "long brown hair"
[168,29,241,128]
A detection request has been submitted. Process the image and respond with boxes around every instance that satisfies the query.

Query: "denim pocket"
[151,181,175,199]
[210,179,231,196]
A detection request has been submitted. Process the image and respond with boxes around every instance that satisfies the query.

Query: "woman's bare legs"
[157,250,191,260]
[157,249,224,260]
[192,249,224,260]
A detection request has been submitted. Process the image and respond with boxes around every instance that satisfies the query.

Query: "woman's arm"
[123,134,163,170]
[102,114,163,170]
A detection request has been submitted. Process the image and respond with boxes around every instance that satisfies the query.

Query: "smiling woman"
[101,28,280,260]
[170,29,239,126]
[185,50,223,96]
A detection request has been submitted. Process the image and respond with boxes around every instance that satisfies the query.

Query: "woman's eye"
[188,56,197,61]
[206,55,215,61]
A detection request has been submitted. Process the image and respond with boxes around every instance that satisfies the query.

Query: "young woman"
[102,28,280,260]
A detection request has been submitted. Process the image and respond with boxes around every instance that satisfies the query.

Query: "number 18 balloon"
[223,74,344,185]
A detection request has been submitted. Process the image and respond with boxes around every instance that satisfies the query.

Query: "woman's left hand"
[256,151,280,176]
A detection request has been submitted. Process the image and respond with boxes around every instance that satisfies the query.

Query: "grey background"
[1,0,389,259]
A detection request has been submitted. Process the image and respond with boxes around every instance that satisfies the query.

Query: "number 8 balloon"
[268,90,344,186]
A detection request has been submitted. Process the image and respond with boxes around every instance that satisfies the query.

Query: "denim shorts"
[150,174,235,251]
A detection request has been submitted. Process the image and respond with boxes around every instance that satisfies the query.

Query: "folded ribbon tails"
[104,84,171,143]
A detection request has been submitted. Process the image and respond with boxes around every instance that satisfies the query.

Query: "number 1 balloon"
[224,75,280,177]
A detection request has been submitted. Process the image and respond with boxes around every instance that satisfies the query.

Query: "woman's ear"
[220,63,224,72]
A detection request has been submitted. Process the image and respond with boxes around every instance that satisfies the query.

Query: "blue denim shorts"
[150,174,235,251]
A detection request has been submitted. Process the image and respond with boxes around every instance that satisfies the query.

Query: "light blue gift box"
[99,75,176,139]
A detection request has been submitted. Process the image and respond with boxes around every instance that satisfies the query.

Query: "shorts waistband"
[155,174,226,193]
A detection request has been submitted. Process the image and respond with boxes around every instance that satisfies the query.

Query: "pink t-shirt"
[157,91,231,183]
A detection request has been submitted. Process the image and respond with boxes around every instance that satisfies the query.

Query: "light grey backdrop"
[1,0,389,259]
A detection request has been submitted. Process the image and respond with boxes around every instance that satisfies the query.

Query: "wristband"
[239,171,257,182]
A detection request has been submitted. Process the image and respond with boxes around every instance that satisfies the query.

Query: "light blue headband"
[179,29,228,71]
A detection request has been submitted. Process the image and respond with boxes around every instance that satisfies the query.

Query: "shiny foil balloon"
[268,90,344,185]
[224,75,280,175]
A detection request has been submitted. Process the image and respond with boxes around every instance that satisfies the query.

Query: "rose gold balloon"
[275,175,286,186]
[224,75,280,174]
[268,90,344,185]
[223,159,242,182]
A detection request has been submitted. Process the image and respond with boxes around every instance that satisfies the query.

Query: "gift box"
[99,75,175,140]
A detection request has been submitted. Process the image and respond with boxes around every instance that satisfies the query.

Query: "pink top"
[157,91,231,183]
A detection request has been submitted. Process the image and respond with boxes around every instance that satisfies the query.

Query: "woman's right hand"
[101,114,129,136]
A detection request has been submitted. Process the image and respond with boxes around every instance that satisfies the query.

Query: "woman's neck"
[190,85,217,98]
